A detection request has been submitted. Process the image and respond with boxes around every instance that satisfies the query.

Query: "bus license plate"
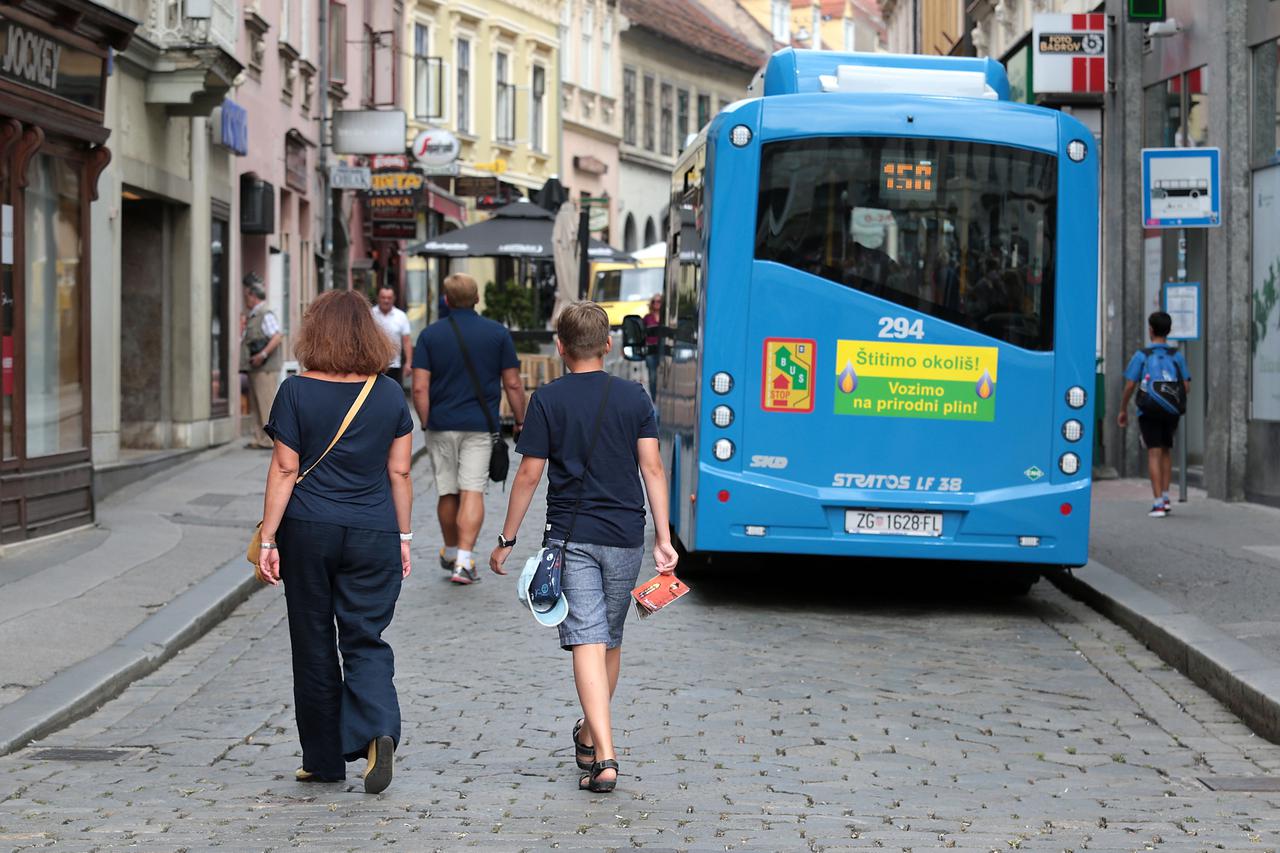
[845,510,942,537]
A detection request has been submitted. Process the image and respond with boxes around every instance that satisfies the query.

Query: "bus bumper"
[688,467,1092,567]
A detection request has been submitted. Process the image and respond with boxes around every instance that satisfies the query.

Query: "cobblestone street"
[2,465,1280,851]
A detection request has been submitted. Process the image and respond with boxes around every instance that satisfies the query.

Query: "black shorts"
[1138,413,1179,449]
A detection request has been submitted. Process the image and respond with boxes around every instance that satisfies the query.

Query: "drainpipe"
[320,0,333,289]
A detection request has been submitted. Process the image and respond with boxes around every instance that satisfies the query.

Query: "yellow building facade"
[401,0,561,204]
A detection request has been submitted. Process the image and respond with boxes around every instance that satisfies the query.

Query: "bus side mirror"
[621,315,647,362]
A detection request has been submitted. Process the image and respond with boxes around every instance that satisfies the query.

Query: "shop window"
[660,83,673,156]
[622,67,636,145]
[24,154,84,457]
[211,214,230,418]
[456,38,472,134]
[643,73,655,151]
[328,1,346,84]
[495,52,515,143]
[531,65,546,153]
[1253,41,1280,166]
[676,88,689,152]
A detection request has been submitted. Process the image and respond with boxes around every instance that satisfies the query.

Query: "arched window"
[623,213,637,252]
[643,217,657,247]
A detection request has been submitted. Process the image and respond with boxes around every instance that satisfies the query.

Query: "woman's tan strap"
[297,375,377,483]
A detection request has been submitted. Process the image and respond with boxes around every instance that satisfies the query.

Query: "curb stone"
[0,441,429,757]
[0,555,260,756]
[1050,560,1280,745]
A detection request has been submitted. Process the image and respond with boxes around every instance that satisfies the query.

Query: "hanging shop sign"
[332,109,407,155]
[366,167,425,240]
[1032,13,1106,95]
[211,100,248,155]
[411,127,460,171]
[0,13,106,111]
[330,164,372,190]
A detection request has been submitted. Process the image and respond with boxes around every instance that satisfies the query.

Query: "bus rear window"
[755,137,1058,351]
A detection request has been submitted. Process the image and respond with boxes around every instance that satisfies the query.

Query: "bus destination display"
[880,155,936,200]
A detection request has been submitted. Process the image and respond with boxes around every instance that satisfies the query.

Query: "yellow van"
[590,246,665,327]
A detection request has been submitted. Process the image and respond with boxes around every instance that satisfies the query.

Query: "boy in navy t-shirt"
[488,302,678,794]
[1118,311,1191,518]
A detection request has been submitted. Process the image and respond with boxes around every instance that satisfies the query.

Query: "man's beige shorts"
[427,430,491,495]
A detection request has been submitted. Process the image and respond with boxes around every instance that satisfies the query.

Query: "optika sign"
[1,23,62,90]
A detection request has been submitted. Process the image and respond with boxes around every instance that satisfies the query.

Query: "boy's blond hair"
[556,301,610,361]
[443,273,479,309]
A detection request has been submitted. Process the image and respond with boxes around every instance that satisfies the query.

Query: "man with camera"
[242,273,284,450]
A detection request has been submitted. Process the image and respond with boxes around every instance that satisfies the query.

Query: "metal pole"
[576,206,590,300]
[319,0,333,290]
[1176,228,1187,503]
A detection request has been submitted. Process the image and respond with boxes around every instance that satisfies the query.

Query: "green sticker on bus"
[833,340,999,421]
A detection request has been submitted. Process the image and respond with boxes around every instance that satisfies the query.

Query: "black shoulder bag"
[448,316,510,483]
[528,375,613,609]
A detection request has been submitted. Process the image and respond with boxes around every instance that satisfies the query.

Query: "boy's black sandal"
[572,719,595,771]
[579,758,619,793]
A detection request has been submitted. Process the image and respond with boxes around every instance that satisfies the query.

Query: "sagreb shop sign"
[0,15,105,111]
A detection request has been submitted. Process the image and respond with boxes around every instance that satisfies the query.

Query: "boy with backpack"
[1117,311,1191,518]
[487,301,678,794]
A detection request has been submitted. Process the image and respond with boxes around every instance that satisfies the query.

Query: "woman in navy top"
[255,289,415,795]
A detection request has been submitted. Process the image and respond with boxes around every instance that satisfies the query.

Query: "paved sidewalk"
[0,429,426,754]
[1089,479,1280,662]
[1050,478,1280,744]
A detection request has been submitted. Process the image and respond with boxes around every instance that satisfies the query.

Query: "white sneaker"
[450,563,480,585]
[1148,506,1167,518]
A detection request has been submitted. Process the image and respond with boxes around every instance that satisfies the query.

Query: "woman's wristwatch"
[259,542,278,550]
[399,532,413,542]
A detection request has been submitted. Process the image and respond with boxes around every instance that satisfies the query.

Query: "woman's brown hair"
[293,289,396,375]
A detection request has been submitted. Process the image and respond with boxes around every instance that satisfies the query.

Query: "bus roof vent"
[759,48,1010,102]
[819,64,998,99]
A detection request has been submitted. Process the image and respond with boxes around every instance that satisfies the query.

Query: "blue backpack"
[1135,346,1187,416]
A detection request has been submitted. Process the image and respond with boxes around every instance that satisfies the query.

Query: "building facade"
[0,1,135,542]
[558,0,622,244]
[91,1,242,479]
[397,0,560,321]
[880,0,965,55]
[235,0,321,377]
[820,0,887,53]
[617,0,766,253]
[1100,0,1271,504]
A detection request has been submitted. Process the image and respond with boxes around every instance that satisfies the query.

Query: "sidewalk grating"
[25,746,149,762]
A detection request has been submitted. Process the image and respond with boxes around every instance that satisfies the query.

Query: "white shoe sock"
[457,549,474,568]
[443,546,458,560]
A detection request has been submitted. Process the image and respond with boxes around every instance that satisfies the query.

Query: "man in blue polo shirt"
[413,273,527,584]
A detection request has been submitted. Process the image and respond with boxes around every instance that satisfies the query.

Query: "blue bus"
[622,50,1098,571]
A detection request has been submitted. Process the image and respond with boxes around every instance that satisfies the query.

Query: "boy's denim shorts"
[547,540,644,651]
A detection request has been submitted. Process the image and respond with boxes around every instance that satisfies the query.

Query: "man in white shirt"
[372,285,413,385]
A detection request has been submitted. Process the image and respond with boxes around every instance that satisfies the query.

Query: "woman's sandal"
[579,758,619,793]
[572,719,595,771]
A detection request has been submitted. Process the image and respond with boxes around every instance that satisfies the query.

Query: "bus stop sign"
[1141,147,1221,228]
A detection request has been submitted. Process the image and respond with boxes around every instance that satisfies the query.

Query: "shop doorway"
[119,196,175,449]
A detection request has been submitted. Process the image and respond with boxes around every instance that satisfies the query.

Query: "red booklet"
[631,573,690,619]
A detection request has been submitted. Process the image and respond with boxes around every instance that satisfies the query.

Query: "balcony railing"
[147,0,238,55]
